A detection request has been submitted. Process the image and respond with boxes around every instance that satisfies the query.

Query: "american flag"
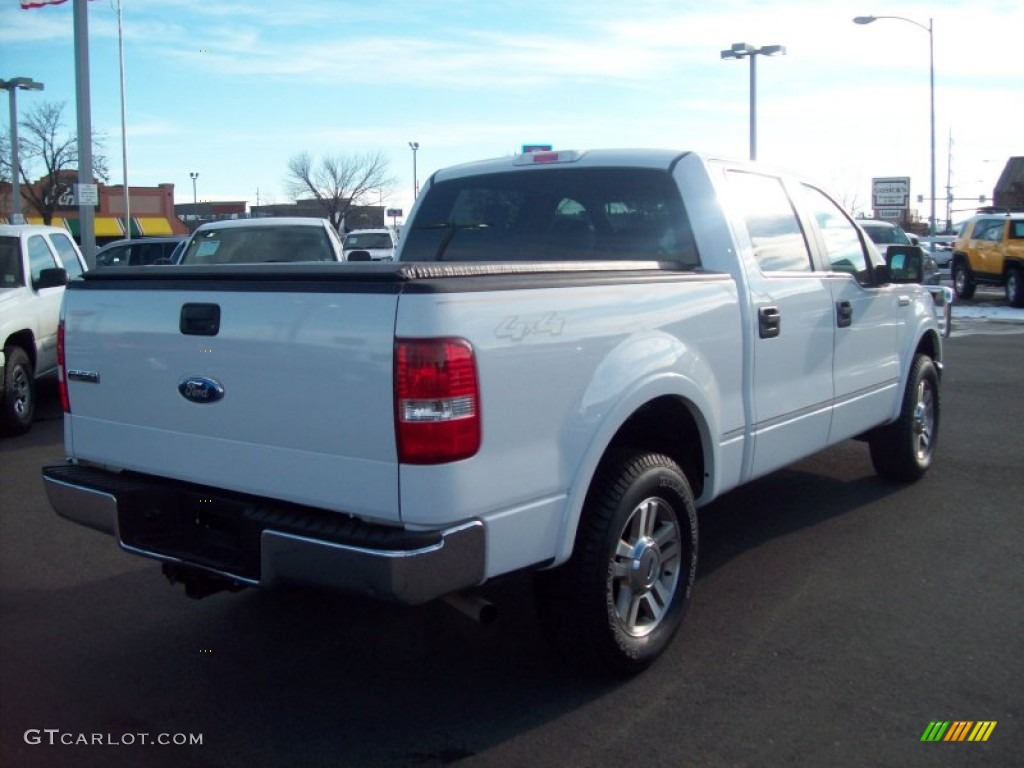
[20,0,99,8]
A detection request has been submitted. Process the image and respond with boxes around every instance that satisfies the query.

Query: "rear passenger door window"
[726,171,812,272]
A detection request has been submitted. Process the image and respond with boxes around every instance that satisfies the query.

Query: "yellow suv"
[952,212,1024,307]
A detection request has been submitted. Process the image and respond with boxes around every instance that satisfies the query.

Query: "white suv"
[0,224,88,435]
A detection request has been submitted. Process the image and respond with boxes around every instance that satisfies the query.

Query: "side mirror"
[34,267,69,290]
[884,245,924,284]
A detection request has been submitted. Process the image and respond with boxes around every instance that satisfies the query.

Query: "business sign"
[872,177,910,209]
[876,207,904,221]
[46,184,98,210]
[522,144,553,154]
[386,208,403,218]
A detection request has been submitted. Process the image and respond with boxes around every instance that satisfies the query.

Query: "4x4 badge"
[178,376,224,404]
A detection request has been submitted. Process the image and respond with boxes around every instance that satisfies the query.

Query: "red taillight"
[57,319,69,413]
[395,338,480,464]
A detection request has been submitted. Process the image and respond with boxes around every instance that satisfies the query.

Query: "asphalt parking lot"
[1,328,1021,768]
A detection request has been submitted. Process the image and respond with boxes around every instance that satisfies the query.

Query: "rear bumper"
[42,462,485,605]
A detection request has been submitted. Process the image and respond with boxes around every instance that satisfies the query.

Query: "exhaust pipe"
[441,591,497,625]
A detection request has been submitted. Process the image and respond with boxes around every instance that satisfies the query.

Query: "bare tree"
[0,133,9,184]
[838,190,866,219]
[286,151,393,231]
[1,101,108,224]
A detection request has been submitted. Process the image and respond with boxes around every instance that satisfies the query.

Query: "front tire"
[953,259,975,300]
[535,451,698,677]
[869,354,939,482]
[1,346,36,436]
[1006,266,1024,308]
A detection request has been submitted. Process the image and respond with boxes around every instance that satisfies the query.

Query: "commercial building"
[0,174,188,244]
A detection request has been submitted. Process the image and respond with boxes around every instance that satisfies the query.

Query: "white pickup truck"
[1,224,87,435]
[43,150,943,675]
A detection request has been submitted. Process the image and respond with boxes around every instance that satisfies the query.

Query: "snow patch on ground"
[950,304,1024,322]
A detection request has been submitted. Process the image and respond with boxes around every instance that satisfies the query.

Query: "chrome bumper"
[42,463,485,605]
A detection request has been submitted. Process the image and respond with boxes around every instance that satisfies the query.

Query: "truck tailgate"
[62,268,401,522]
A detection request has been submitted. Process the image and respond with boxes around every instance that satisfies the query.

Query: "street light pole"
[189,172,199,230]
[408,141,419,200]
[854,15,936,236]
[720,43,786,161]
[1,77,45,223]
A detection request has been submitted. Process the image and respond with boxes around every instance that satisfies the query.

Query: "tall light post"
[719,43,786,161]
[189,172,199,230]
[1,76,45,223]
[854,15,935,236]
[408,141,419,200]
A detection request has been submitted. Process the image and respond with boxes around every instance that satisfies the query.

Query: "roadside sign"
[75,183,99,206]
[522,144,553,154]
[876,208,903,221]
[872,177,910,209]
[386,208,403,218]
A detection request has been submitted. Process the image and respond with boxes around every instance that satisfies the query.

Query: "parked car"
[342,228,396,261]
[951,212,1024,306]
[858,220,939,285]
[177,218,344,265]
[918,236,956,268]
[0,224,87,435]
[94,236,186,267]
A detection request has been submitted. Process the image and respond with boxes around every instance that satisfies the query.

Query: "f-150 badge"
[178,376,224,404]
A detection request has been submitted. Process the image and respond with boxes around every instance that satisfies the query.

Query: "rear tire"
[953,259,975,300]
[1,346,35,436]
[1006,266,1024,308]
[535,451,698,677]
[869,354,939,482]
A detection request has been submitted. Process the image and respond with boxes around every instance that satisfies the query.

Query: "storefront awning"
[63,216,126,238]
[7,215,180,239]
[22,216,69,228]
[134,216,175,236]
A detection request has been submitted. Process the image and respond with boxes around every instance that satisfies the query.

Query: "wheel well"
[916,330,941,364]
[2,331,36,368]
[598,396,706,498]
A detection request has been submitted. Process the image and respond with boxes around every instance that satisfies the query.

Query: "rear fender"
[551,333,723,567]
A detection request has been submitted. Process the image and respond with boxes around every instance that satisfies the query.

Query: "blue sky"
[1,0,1020,225]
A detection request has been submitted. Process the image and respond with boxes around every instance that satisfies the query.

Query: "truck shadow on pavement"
[695,440,904,579]
[2,440,921,768]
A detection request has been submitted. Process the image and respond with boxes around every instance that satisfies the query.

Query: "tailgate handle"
[180,303,221,336]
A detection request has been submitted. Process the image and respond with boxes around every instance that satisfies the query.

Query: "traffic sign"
[75,183,99,206]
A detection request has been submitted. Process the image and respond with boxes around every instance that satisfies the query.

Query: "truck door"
[797,184,901,442]
[724,170,835,478]
[25,234,64,375]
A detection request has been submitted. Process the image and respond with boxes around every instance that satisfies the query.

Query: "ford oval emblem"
[178,376,225,404]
